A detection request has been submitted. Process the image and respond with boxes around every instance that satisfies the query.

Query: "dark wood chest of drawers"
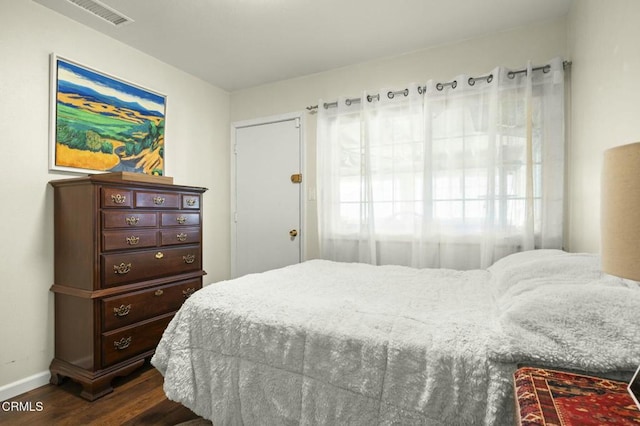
[49,173,207,400]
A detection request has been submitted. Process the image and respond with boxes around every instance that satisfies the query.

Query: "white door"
[232,115,302,277]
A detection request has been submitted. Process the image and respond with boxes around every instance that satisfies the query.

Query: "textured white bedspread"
[151,251,640,425]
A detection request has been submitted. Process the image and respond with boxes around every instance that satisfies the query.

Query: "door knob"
[289,229,298,237]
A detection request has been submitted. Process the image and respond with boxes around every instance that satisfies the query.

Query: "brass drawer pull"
[113,304,131,317]
[126,236,139,245]
[125,216,139,225]
[153,196,165,205]
[176,232,188,242]
[155,252,164,259]
[155,289,164,296]
[186,198,197,206]
[113,263,131,274]
[114,336,132,350]
[183,254,195,264]
[111,194,127,204]
[176,216,187,224]
[183,287,196,299]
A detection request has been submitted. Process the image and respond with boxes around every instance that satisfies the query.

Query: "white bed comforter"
[152,250,640,425]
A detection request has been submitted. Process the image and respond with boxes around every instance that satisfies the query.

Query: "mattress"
[152,250,640,425]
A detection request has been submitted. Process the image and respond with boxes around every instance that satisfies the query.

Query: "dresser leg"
[49,371,64,386]
[49,358,145,401]
[78,379,114,401]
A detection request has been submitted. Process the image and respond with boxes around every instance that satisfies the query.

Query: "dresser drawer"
[101,246,202,287]
[102,279,200,331]
[160,228,201,246]
[182,194,201,209]
[102,229,158,251]
[135,191,180,209]
[103,211,157,229]
[101,313,174,367]
[161,212,200,227]
[102,188,133,208]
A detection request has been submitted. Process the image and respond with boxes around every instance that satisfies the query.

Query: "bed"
[151,249,640,425]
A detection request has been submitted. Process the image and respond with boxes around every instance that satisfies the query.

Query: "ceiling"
[33,0,572,92]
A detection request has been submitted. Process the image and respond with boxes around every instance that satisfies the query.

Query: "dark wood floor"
[0,362,211,425]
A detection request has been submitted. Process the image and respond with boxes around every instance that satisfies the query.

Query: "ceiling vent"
[65,0,133,26]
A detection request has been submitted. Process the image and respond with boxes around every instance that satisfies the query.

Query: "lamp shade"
[601,142,640,281]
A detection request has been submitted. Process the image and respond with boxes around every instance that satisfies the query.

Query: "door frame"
[230,111,306,278]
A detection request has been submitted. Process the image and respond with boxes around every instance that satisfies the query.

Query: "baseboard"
[0,371,50,402]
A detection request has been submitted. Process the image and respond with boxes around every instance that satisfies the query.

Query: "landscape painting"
[50,54,166,175]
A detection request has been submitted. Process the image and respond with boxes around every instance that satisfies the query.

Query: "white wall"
[0,0,229,393]
[230,18,568,259]
[566,0,640,253]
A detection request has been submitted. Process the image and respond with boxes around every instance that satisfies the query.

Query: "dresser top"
[49,172,208,192]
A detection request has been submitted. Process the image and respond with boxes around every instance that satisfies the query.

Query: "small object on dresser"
[91,171,174,185]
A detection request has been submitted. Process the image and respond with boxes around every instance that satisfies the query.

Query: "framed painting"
[49,54,167,175]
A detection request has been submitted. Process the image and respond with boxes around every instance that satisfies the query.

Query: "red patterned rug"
[514,367,640,425]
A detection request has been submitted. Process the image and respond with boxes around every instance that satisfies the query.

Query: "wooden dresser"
[49,173,207,400]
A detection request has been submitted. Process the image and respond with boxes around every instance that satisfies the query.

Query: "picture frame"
[49,54,167,175]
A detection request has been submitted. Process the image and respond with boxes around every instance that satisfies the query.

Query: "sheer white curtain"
[316,58,565,269]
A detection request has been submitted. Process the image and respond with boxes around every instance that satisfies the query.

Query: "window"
[317,61,565,269]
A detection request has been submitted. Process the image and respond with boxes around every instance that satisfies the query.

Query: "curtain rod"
[306,60,572,112]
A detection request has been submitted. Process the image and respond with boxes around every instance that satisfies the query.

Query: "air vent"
[65,0,133,26]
